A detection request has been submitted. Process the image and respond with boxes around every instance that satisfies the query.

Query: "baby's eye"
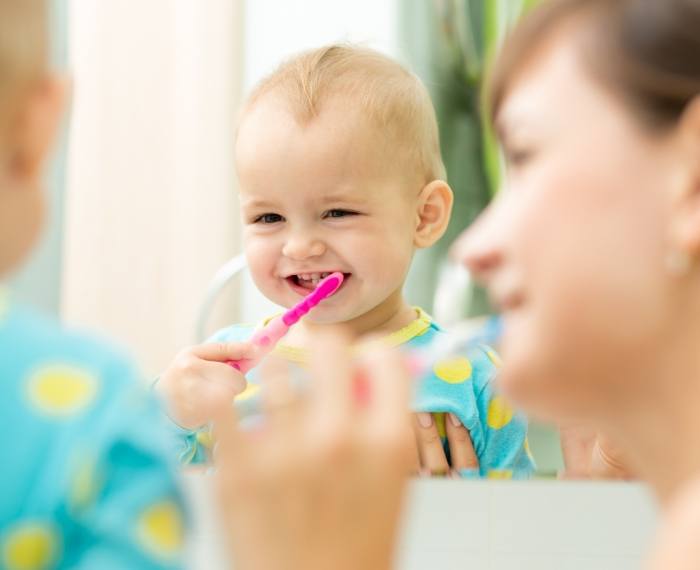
[253,213,285,224]
[323,209,359,219]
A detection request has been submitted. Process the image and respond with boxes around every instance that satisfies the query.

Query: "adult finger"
[259,356,301,426]
[409,426,422,475]
[445,412,479,473]
[360,341,411,430]
[308,329,354,427]
[211,390,248,467]
[413,413,449,476]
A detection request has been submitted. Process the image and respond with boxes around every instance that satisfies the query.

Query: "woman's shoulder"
[0,301,139,385]
[0,301,173,471]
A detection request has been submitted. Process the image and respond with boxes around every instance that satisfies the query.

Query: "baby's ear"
[8,75,67,184]
[413,180,454,249]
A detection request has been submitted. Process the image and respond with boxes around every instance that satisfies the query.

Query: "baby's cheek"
[244,241,276,282]
[367,247,412,291]
[383,236,414,271]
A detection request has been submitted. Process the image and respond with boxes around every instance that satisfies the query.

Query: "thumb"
[211,388,249,467]
[199,361,249,396]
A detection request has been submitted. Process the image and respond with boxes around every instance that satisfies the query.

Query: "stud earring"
[665,249,692,277]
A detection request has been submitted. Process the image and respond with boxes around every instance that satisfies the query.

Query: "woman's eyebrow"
[495,119,508,144]
[495,110,518,145]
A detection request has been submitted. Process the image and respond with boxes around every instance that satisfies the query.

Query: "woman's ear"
[413,180,454,249]
[669,97,700,259]
[9,75,68,183]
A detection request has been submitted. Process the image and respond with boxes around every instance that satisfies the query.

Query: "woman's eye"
[505,147,534,169]
[253,213,284,224]
[323,209,358,219]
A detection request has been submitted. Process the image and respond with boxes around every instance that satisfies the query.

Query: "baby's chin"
[297,305,357,326]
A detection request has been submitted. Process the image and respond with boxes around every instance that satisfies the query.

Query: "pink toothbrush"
[227,272,345,374]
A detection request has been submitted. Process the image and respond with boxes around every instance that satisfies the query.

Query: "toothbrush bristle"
[314,272,344,298]
[282,272,344,325]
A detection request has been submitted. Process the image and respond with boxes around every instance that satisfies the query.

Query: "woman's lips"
[494,290,526,313]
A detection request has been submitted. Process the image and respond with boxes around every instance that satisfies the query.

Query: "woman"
[213,0,700,568]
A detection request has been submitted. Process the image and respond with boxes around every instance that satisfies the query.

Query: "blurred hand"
[156,342,251,429]
[559,423,634,480]
[648,477,700,570]
[212,333,414,570]
[412,412,479,477]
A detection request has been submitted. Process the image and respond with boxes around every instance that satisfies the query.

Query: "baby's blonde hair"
[245,44,446,184]
[0,0,48,127]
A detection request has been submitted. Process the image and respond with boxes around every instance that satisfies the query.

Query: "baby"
[0,1,185,568]
[159,45,534,479]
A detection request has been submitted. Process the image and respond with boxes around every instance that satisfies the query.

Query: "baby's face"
[235,96,420,324]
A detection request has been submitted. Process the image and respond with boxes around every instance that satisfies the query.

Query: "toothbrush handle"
[227,357,257,375]
[227,316,290,374]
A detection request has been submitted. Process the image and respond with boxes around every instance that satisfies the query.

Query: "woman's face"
[455,30,688,422]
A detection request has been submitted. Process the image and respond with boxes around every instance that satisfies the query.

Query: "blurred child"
[159,45,535,479]
[0,2,185,567]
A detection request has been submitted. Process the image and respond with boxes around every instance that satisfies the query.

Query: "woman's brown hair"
[487,0,700,132]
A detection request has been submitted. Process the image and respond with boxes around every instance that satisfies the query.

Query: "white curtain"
[63,0,244,377]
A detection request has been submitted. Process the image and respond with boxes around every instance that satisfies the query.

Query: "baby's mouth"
[286,272,350,292]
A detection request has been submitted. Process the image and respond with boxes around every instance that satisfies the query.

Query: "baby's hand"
[157,342,253,430]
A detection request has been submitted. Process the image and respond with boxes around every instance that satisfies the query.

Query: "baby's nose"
[282,234,326,260]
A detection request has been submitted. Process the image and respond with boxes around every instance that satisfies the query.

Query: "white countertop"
[182,473,657,570]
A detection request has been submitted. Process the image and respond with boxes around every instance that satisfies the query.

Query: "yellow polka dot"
[486,397,514,430]
[196,430,214,449]
[138,501,184,561]
[2,523,59,570]
[27,365,98,418]
[487,350,502,368]
[433,357,472,384]
[487,469,513,480]
[235,383,261,402]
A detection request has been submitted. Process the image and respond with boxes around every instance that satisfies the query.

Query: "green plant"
[401,0,539,316]
[441,0,537,195]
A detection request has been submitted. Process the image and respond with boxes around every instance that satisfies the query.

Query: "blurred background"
[11,0,561,472]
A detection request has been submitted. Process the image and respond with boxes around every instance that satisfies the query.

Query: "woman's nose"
[282,231,326,260]
[450,204,504,285]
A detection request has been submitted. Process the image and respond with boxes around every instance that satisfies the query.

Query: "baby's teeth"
[295,273,334,285]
